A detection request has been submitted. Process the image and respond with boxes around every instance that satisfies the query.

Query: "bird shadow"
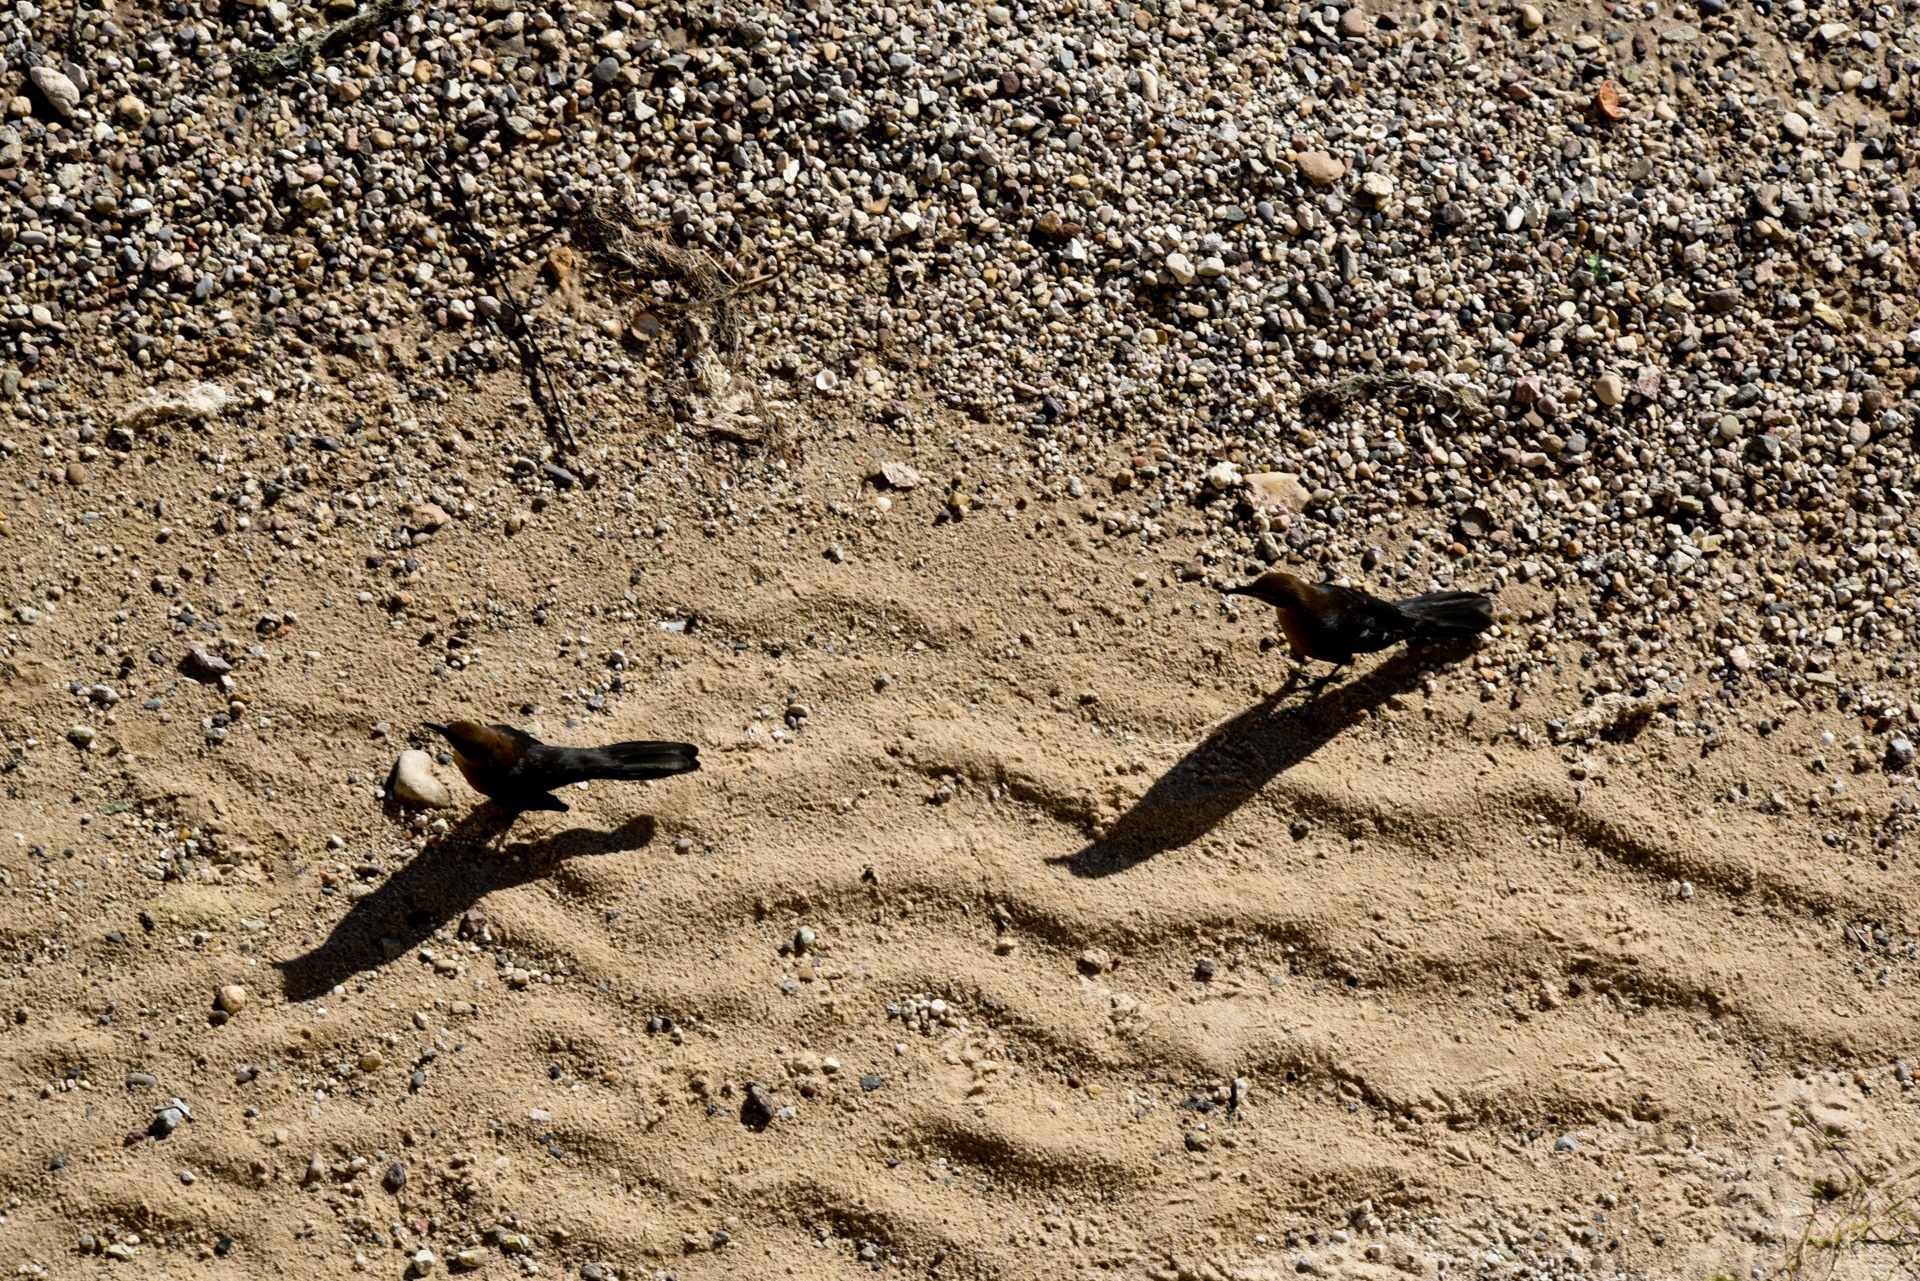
[1053,643,1469,878]
[275,807,656,1002]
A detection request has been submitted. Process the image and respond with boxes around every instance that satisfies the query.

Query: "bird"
[1226,571,1495,693]
[421,720,699,813]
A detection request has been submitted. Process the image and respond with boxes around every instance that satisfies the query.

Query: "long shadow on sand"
[1055,643,1472,878]
[276,808,655,1001]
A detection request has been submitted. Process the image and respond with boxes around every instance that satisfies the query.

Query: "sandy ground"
[4,373,1920,1281]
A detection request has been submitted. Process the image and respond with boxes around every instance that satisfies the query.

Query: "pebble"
[182,646,232,682]
[888,992,966,1036]
[118,384,229,431]
[877,462,921,490]
[408,503,452,533]
[215,984,248,1015]
[150,1098,191,1137]
[390,750,453,809]
[1077,948,1114,974]
[384,1161,408,1193]
[741,1083,777,1129]
[1245,473,1312,517]
[27,66,80,116]
[1295,151,1347,187]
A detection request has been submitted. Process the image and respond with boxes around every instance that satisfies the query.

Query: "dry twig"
[429,163,576,449]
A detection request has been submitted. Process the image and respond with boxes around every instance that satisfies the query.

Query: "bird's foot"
[1303,665,1347,699]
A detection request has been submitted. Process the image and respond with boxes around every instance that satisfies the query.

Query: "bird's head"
[421,719,504,762]
[1226,571,1308,609]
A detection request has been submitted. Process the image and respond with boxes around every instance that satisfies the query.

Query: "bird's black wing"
[1317,584,1416,655]
[511,741,699,789]
[505,743,597,791]
[1391,590,1495,638]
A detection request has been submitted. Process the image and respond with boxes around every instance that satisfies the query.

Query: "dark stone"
[741,1081,776,1129]
[181,644,231,681]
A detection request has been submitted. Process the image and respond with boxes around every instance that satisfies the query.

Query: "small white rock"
[29,66,81,116]
[1163,252,1197,286]
[390,750,452,809]
[118,382,230,431]
[1244,471,1311,514]
[877,461,921,489]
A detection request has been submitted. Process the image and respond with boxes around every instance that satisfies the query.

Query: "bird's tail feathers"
[581,740,701,780]
[1393,591,1495,638]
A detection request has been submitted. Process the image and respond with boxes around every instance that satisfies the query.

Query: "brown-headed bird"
[422,720,699,813]
[1227,571,1494,692]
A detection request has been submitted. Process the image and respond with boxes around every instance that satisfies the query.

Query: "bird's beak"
[1224,583,1256,596]
[421,722,450,736]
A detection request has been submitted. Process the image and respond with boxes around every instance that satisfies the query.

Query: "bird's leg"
[1304,663,1348,698]
[469,803,517,854]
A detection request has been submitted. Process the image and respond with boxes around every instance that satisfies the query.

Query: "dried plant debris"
[574,193,776,443]
[574,195,748,381]
[1302,372,1492,424]
[234,0,414,82]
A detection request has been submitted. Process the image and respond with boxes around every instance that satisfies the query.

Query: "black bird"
[421,720,699,812]
[1227,571,1495,691]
